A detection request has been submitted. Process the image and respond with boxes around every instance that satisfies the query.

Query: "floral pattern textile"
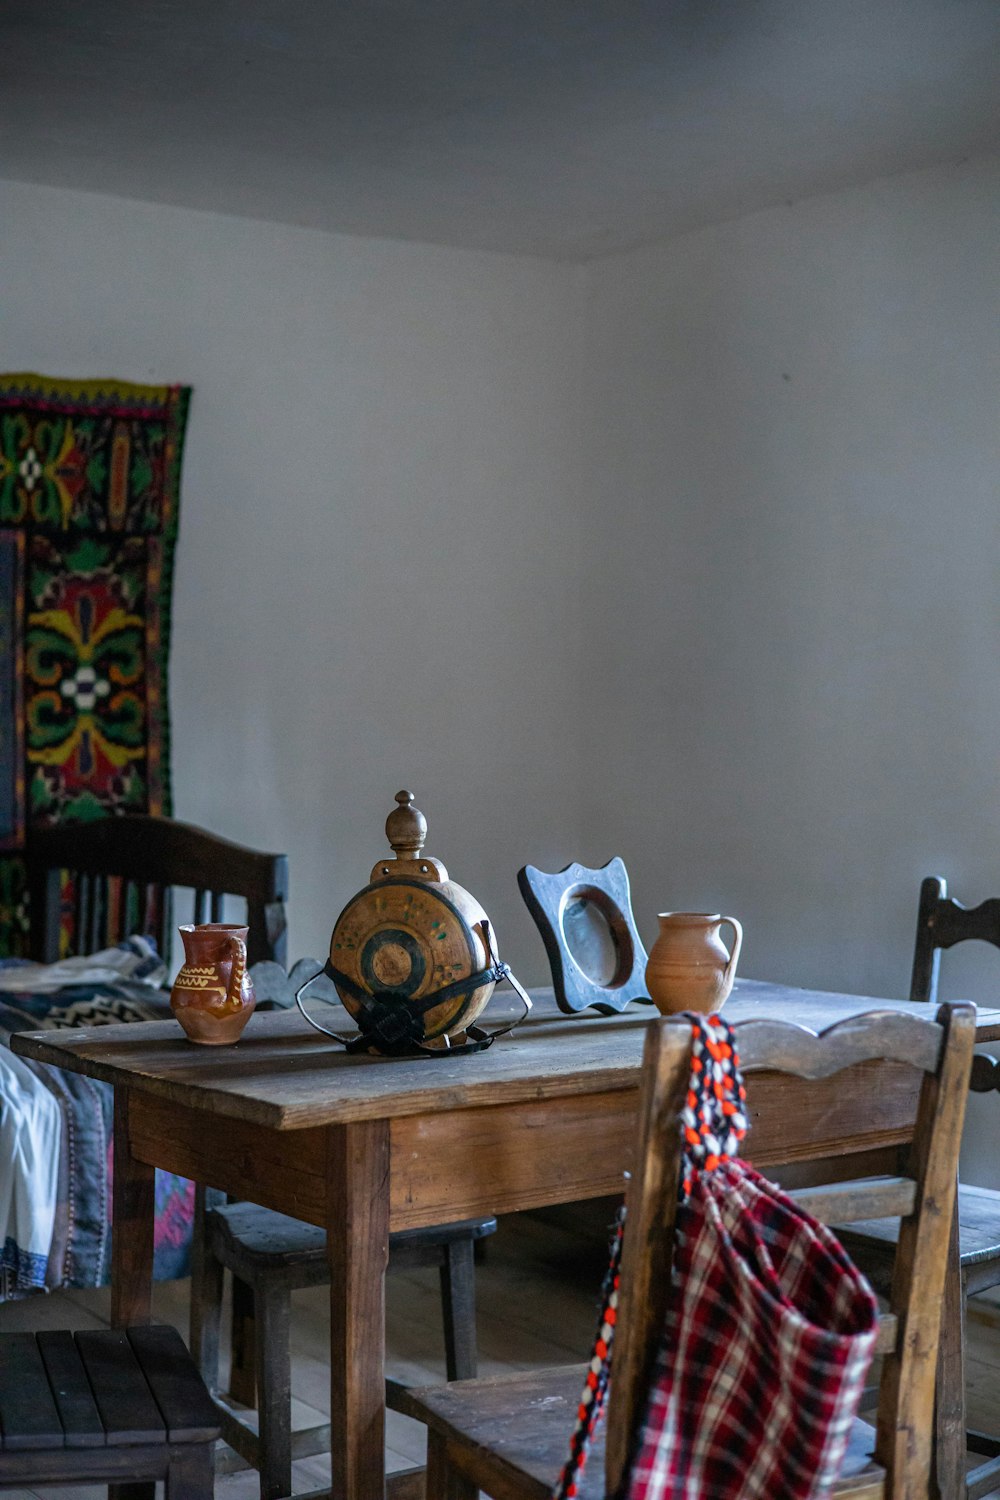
[0,374,189,954]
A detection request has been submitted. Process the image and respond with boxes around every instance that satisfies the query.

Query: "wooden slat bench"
[0,1324,219,1497]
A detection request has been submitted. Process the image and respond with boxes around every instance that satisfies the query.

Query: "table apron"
[126,1093,328,1224]
[124,1056,921,1231]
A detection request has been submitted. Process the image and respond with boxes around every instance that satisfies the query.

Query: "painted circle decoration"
[359,928,427,997]
[330,877,494,1040]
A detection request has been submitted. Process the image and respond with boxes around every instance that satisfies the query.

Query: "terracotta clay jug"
[170,923,256,1045]
[644,912,743,1016]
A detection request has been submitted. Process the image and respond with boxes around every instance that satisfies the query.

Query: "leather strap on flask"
[294,921,532,1056]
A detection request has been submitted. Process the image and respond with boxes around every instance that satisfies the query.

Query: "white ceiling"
[2,0,999,260]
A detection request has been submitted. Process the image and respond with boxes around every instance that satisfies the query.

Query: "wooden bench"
[0,1325,219,1497]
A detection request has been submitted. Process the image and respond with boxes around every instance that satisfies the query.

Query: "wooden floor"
[2,1206,1000,1499]
[0,1208,610,1500]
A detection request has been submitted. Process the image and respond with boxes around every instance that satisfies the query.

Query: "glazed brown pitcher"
[170,923,256,1045]
[644,912,743,1016]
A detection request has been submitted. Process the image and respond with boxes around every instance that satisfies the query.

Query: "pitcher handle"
[225,934,247,1011]
[720,917,743,991]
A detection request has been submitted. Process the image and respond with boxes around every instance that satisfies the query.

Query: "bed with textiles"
[0,937,193,1298]
[0,814,289,1302]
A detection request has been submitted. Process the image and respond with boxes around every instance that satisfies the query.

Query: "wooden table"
[14,979,1000,1500]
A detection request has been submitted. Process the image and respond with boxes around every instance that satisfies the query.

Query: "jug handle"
[225,934,247,1010]
[720,917,743,991]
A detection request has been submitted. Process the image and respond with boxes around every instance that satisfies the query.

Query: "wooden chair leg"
[165,1445,215,1500]
[426,1428,478,1500]
[934,1192,967,1500]
[439,1238,477,1382]
[189,1186,225,1393]
[255,1281,293,1500]
[229,1273,258,1408]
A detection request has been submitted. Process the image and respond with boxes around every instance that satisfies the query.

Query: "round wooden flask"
[329,791,499,1041]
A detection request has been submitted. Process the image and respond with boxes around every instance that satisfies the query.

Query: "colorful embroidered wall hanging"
[0,373,190,954]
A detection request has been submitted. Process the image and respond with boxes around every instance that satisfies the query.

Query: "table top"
[12,977,1000,1131]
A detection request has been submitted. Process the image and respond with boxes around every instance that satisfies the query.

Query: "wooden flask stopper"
[372,791,448,884]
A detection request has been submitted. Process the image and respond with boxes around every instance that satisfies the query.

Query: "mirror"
[560,888,631,988]
[561,896,618,986]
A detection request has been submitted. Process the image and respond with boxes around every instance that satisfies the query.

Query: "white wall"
[4,157,999,1112]
[579,154,1000,1175]
[0,179,585,977]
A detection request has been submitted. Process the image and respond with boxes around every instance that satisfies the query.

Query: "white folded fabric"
[0,1048,61,1291]
[0,935,167,994]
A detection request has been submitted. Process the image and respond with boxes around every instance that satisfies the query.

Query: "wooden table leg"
[111,1086,155,1323]
[327,1118,391,1500]
[110,1088,156,1500]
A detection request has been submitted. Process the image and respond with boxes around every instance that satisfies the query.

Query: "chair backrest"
[517,857,651,1014]
[606,1003,975,1500]
[910,873,1000,1004]
[26,815,288,968]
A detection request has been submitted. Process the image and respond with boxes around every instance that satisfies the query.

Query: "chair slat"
[194,889,208,926]
[127,1326,220,1444]
[36,1331,105,1448]
[119,879,133,938]
[107,876,123,943]
[75,871,89,955]
[789,1176,916,1225]
[82,871,92,950]
[211,891,223,923]
[967,1452,1000,1500]
[91,873,107,951]
[145,885,166,956]
[0,1332,65,1450]
[118,877,131,942]
[75,1329,166,1445]
[874,1315,898,1357]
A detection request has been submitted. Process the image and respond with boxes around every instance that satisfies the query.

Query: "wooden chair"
[26,812,289,967]
[517,858,652,1014]
[193,958,498,1500]
[390,1003,975,1500]
[842,875,1000,1499]
[25,822,497,1497]
[0,1324,219,1497]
